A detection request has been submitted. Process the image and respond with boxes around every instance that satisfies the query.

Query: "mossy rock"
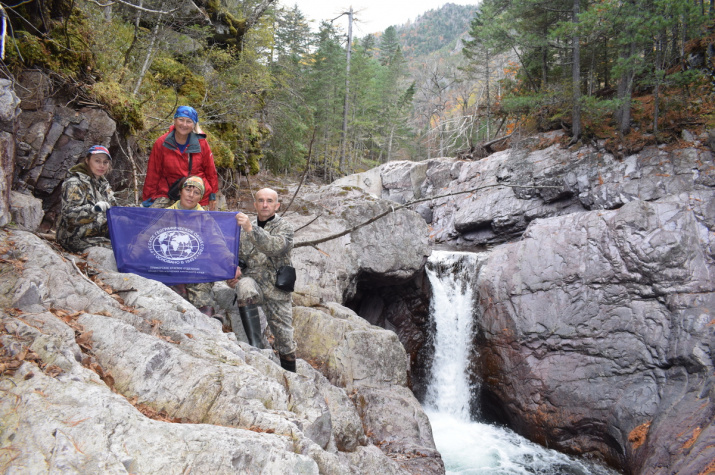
[90,81,145,133]
[7,26,93,78]
[150,57,207,101]
[203,130,235,168]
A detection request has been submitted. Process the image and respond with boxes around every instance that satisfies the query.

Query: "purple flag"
[107,207,239,284]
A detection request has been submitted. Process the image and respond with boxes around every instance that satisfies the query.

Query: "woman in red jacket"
[142,106,219,210]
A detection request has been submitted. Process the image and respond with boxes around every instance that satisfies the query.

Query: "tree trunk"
[653,31,664,135]
[486,49,492,139]
[387,125,395,162]
[588,43,596,96]
[616,42,635,135]
[603,37,610,89]
[340,7,353,174]
[120,0,143,82]
[571,0,582,141]
[133,3,164,96]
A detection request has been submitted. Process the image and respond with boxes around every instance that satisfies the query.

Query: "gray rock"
[9,191,44,231]
[85,246,118,272]
[337,142,715,249]
[475,196,715,472]
[0,229,422,474]
[0,131,14,227]
[293,304,443,472]
[0,363,320,474]
[290,184,430,304]
[0,79,20,227]
[11,280,43,309]
[0,78,21,124]
[333,166,384,197]
[12,75,121,226]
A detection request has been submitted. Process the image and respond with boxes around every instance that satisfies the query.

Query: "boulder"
[293,303,443,473]
[290,184,430,304]
[9,191,44,232]
[0,131,13,227]
[0,365,321,474]
[12,71,125,228]
[284,185,433,391]
[332,166,384,197]
[0,229,422,474]
[0,78,20,227]
[333,138,715,473]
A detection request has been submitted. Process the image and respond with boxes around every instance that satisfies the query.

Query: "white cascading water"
[424,251,617,475]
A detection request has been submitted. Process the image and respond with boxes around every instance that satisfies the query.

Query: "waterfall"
[424,250,618,475]
[424,251,479,419]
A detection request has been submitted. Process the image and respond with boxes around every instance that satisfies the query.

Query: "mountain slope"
[367,3,479,60]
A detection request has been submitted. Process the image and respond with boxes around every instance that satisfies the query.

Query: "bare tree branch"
[245,0,277,32]
[282,127,316,217]
[294,213,322,234]
[85,0,178,15]
[294,182,565,248]
[133,2,165,96]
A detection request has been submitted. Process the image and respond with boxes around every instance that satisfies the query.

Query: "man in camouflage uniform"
[228,188,297,372]
[57,146,116,253]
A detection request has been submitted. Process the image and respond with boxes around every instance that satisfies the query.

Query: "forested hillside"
[1,0,713,200]
[386,3,478,59]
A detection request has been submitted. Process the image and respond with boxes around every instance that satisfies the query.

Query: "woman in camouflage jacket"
[56,145,116,253]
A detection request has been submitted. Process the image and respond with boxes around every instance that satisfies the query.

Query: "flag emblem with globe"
[149,227,204,263]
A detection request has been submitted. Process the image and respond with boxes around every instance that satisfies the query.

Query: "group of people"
[56,106,298,373]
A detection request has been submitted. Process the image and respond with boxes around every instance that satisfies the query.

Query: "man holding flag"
[228,188,297,373]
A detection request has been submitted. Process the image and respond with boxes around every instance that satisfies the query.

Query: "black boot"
[198,305,215,317]
[279,353,296,373]
[239,304,263,349]
[171,284,187,299]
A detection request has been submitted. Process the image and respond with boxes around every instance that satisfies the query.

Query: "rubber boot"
[171,284,187,299]
[279,353,296,373]
[198,306,215,317]
[239,304,263,349]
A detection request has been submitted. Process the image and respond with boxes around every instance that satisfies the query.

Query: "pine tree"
[379,26,400,66]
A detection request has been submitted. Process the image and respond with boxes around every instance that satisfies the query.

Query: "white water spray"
[424,251,478,419]
[424,250,617,475]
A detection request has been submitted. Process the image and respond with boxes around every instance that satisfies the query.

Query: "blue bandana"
[174,106,199,124]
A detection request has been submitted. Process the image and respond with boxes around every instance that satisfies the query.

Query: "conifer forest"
[1,0,714,191]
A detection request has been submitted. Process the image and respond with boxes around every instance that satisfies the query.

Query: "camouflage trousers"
[235,277,296,356]
[171,282,214,309]
[150,197,176,209]
[67,236,112,253]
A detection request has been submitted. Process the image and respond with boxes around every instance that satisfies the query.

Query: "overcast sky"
[279,1,479,36]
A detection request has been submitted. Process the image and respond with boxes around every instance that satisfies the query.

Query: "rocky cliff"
[336,132,715,474]
[0,80,443,473]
